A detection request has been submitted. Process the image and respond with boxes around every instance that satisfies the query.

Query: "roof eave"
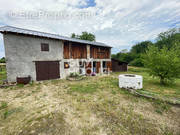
[0,30,112,48]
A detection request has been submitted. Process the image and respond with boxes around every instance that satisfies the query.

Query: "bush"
[67,72,84,81]
[129,58,144,67]
[0,57,5,63]
[69,72,80,78]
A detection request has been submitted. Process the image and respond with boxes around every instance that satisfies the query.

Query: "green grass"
[113,66,180,100]
[20,112,69,135]
[0,101,8,110]
[92,100,165,135]
[0,67,179,135]
[0,66,6,84]
[3,107,23,119]
[69,83,98,94]
[66,75,176,134]
[1,65,179,100]
[152,100,170,114]
[68,66,180,103]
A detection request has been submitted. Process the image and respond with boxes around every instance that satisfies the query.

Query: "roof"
[111,58,128,64]
[0,26,111,48]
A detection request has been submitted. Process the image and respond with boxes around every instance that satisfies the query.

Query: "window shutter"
[41,43,49,51]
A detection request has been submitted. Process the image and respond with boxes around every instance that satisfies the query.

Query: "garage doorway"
[35,61,60,81]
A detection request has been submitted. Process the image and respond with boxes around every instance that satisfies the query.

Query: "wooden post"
[87,45,90,59]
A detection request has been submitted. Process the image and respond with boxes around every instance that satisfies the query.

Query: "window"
[64,42,70,59]
[41,43,49,51]
[64,62,70,69]
[79,61,86,75]
[93,61,97,72]
[79,61,85,68]
[103,61,107,73]
[103,61,107,68]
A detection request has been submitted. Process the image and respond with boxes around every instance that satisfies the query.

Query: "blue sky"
[78,0,96,8]
[0,0,180,57]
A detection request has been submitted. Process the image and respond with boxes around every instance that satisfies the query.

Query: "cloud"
[0,35,5,58]
[0,0,179,56]
[0,51,5,58]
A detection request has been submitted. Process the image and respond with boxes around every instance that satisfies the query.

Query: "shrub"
[0,57,5,63]
[69,72,80,78]
[129,58,144,67]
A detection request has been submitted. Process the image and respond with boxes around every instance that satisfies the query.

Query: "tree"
[71,32,96,41]
[112,52,135,63]
[0,57,5,63]
[156,28,180,49]
[131,41,153,54]
[128,41,153,66]
[111,41,151,65]
[143,46,180,84]
[129,58,144,67]
[71,33,76,38]
[111,28,180,68]
[120,49,128,53]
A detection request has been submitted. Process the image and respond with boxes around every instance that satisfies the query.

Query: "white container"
[119,74,143,89]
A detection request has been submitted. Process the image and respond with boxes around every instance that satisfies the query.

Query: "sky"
[0,0,180,57]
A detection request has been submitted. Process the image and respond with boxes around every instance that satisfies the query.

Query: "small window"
[103,61,107,68]
[79,61,85,68]
[64,62,70,69]
[41,43,49,51]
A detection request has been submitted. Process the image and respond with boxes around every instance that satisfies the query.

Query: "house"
[0,26,112,82]
[111,58,128,72]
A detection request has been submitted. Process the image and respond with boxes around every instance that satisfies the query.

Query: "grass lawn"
[0,65,6,84]
[127,66,180,100]
[0,66,180,135]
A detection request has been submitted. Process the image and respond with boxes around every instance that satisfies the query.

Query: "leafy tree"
[156,28,180,49]
[129,58,144,67]
[71,32,96,41]
[131,41,153,54]
[71,33,76,38]
[143,46,180,84]
[120,49,128,53]
[112,27,180,67]
[0,57,5,63]
[122,41,153,66]
[112,51,135,63]
[112,41,153,65]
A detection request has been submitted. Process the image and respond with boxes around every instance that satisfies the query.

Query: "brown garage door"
[35,61,60,81]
